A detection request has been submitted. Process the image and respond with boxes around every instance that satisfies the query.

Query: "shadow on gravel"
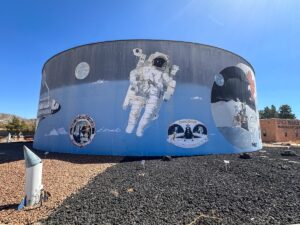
[121,156,163,163]
[0,142,27,164]
[0,142,122,164]
[0,203,19,211]
[42,149,300,225]
[121,154,215,163]
[0,142,192,165]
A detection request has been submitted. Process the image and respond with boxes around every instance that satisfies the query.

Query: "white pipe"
[6,133,11,143]
[24,146,43,206]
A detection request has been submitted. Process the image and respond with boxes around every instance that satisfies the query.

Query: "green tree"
[22,121,36,135]
[259,110,264,119]
[278,104,296,119]
[269,105,278,118]
[5,116,29,136]
[259,105,277,119]
[259,107,269,119]
[259,105,280,119]
[20,120,28,133]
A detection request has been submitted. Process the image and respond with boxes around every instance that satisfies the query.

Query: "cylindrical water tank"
[33,40,262,156]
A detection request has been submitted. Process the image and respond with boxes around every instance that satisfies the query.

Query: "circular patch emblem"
[70,115,95,147]
[75,62,90,80]
[167,119,208,148]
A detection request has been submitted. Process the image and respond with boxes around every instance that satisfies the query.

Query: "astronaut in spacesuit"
[123,48,179,137]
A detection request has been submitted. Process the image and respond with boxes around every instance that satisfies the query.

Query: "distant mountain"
[0,113,36,126]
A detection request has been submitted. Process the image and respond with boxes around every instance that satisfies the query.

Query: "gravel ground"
[43,148,300,225]
[0,142,122,225]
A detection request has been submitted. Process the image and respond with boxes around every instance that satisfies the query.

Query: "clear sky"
[0,0,299,119]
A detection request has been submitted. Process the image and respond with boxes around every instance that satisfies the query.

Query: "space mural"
[123,48,178,137]
[211,63,261,149]
[33,40,262,156]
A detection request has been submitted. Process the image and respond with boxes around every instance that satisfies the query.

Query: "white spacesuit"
[123,48,179,137]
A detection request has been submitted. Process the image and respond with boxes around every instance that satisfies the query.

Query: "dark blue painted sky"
[0,0,299,118]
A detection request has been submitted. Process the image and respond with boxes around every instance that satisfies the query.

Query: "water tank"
[33,40,262,156]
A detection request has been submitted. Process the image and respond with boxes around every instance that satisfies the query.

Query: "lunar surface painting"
[211,63,261,150]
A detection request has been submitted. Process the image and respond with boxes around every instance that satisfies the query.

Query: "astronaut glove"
[170,65,179,76]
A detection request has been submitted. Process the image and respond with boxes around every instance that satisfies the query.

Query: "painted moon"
[214,73,224,86]
[75,62,90,80]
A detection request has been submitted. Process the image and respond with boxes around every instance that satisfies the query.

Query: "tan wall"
[260,119,277,142]
[275,119,300,142]
[260,119,300,143]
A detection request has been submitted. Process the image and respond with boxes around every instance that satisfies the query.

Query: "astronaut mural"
[211,63,261,150]
[123,48,179,137]
[33,40,262,156]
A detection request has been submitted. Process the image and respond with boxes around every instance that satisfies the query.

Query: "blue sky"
[0,0,299,119]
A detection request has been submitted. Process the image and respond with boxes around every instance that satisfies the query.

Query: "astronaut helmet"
[147,52,169,70]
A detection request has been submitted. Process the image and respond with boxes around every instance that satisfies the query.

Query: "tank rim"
[42,39,255,74]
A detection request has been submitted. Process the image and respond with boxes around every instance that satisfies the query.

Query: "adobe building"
[260,118,300,143]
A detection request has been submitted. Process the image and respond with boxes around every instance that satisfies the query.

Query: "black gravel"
[281,150,298,157]
[43,149,300,225]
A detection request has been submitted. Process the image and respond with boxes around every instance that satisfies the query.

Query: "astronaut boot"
[136,114,151,137]
[126,99,144,134]
[136,95,159,137]
[126,123,136,134]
